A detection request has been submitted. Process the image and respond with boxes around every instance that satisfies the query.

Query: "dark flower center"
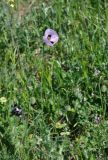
[47,35,51,40]
[50,41,54,44]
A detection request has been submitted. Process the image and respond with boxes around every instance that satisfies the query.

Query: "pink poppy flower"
[43,28,59,46]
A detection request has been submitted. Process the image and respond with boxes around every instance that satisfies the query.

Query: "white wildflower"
[94,68,100,76]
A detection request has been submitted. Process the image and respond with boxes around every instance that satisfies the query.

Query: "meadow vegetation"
[0,0,108,159]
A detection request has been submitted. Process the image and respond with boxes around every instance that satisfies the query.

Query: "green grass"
[0,0,108,159]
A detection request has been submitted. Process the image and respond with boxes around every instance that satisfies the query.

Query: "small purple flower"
[94,114,101,124]
[11,104,22,117]
[43,28,59,46]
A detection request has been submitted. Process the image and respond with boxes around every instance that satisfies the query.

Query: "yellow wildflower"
[0,97,7,104]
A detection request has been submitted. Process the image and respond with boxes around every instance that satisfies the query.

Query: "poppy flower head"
[43,29,59,46]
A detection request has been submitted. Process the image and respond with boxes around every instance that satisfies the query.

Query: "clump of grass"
[0,0,108,159]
